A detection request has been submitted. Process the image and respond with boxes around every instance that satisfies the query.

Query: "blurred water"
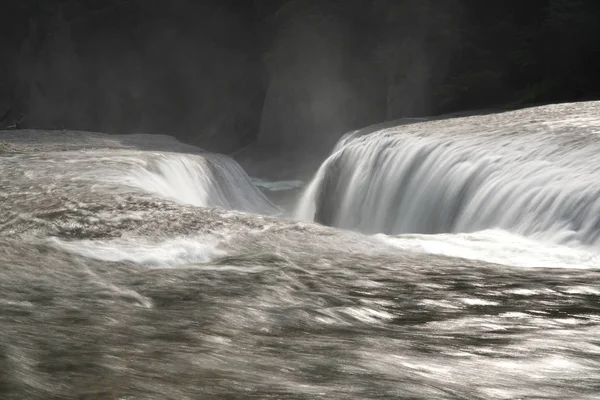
[1,106,600,399]
[297,101,600,248]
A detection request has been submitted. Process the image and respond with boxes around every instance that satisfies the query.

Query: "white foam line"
[377,229,600,269]
[48,236,226,269]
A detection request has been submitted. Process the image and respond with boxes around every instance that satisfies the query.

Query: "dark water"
[2,111,600,399]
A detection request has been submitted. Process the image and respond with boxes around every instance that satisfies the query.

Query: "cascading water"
[122,152,279,214]
[4,110,600,399]
[3,150,277,217]
[297,102,600,248]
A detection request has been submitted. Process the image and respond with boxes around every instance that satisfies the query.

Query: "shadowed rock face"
[0,1,265,153]
[1,1,600,156]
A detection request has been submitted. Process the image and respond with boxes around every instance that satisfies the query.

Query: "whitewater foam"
[48,236,226,268]
[297,102,600,248]
[377,229,600,269]
[120,153,279,214]
[6,147,279,215]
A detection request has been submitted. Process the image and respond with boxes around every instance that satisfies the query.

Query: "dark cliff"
[1,0,599,156]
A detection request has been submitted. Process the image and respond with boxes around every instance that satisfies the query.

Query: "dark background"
[1,0,599,157]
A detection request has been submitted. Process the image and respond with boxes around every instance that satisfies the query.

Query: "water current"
[2,103,600,399]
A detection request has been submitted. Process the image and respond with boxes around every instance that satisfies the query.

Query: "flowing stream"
[2,102,600,399]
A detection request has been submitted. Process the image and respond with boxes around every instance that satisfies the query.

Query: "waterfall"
[297,102,600,247]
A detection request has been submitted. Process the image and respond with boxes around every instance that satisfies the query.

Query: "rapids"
[2,104,600,399]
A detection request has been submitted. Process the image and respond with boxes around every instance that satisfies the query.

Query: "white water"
[5,120,600,398]
[378,229,600,269]
[48,236,226,268]
[296,103,600,249]
[121,152,278,214]
[10,148,278,215]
